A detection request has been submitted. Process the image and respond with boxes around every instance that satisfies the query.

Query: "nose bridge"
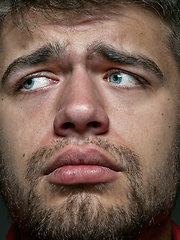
[65,67,98,111]
[54,66,109,136]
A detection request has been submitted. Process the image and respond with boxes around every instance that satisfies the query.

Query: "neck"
[138,216,172,240]
[20,217,173,240]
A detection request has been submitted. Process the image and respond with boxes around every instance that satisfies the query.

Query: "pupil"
[26,79,33,85]
[23,79,34,89]
[114,75,119,81]
[110,73,122,84]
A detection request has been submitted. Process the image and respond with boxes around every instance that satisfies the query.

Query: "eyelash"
[13,67,149,94]
[14,73,57,93]
[103,69,148,88]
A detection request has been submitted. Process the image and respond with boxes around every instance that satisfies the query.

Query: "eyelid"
[14,72,59,92]
[103,69,148,87]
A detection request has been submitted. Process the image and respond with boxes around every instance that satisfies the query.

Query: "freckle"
[169,126,171,128]
[1,98,3,101]
[158,143,160,145]
[156,148,158,151]
[162,113,164,116]
[23,154,25,157]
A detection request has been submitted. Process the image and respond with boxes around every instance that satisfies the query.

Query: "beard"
[0,136,179,240]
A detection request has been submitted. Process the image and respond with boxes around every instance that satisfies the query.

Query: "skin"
[0,4,180,240]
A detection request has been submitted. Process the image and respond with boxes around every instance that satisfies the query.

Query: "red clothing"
[172,222,180,240]
[6,222,180,240]
[6,224,19,240]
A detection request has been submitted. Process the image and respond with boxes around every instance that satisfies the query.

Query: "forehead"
[0,4,177,79]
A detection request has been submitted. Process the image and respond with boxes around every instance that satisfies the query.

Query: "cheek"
[107,94,179,171]
[0,93,56,162]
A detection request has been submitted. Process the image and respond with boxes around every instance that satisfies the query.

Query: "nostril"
[54,105,109,136]
[61,121,101,131]
[87,121,101,128]
[62,122,75,129]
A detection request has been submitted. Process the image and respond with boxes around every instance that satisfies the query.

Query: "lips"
[45,144,123,185]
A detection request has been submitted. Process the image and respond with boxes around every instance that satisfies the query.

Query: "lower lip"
[46,165,118,185]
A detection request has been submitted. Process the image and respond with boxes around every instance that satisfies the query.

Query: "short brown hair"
[0,0,180,70]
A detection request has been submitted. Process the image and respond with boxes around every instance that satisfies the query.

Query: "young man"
[0,0,180,239]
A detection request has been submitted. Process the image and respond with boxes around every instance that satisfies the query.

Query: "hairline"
[0,1,179,73]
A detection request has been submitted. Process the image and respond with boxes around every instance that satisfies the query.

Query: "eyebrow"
[1,42,66,85]
[1,41,164,86]
[88,42,164,78]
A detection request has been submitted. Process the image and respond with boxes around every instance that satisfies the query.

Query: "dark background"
[1,191,180,239]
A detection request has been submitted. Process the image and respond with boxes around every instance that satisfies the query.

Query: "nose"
[53,69,109,137]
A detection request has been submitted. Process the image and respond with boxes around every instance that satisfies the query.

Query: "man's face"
[0,4,179,240]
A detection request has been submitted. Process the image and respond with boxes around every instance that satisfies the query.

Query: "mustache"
[26,136,142,181]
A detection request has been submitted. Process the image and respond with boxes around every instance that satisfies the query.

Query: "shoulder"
[172,221,180,240]
[6,224,20,240]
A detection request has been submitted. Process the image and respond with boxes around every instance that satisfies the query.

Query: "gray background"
[1,191,180,239]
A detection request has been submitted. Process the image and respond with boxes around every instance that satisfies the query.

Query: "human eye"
[15,73,58,93]
[104,70,146,88]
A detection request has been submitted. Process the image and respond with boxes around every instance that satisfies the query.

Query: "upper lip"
[44,144,123,175]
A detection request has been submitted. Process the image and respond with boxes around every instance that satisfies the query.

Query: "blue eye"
[109,72,123,84]
[107,71,140,87]
[21,77,52,91]
[23,79,35,89]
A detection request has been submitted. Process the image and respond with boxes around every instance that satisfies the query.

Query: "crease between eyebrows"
[1,41,164,86]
